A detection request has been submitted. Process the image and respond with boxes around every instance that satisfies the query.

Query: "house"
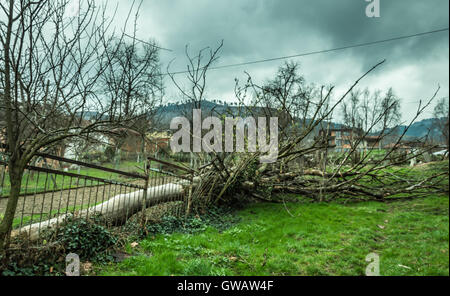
[364,135,383,150]
[318,127,366,152]
[383,140,426,154]
[383,143,412,152]
[0,104,6,147]
[109,128,171,157]
[147,131,171,154]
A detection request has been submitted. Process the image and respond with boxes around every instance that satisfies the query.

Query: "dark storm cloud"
[118,0,448,121]
[263,0,448,65]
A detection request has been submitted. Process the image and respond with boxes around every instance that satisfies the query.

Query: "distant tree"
[341,88,401,139]
[168,41,223,113]
[379,88,401,131]
[167,41,224,168]
[101,37,164,163]
[257,61,323,141]
[433,97,449,150]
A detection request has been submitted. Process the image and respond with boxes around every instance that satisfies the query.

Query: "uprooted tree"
[166,45,447,209]
[164,43,448,211]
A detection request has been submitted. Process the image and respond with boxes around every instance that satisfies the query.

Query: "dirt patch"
[1,184,129,224]
[0,176,181,228]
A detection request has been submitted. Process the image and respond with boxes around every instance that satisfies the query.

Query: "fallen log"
[11,183,185,241]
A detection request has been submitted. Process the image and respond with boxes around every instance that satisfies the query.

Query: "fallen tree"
[175,59,448,210]
[11,183,185,241]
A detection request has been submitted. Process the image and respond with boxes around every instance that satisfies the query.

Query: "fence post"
[141,159,150,227]
[185,172,194,217]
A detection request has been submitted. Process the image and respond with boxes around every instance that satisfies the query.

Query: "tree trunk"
[115,148,121,169]
[140,134,146,163]
[11,182,185,241]
[0,163,24,250]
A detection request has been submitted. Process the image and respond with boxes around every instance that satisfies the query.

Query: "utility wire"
[124,33,173,52]
[165,27,449,76]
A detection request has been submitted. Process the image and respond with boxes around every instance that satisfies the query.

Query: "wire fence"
[0,147,194,244]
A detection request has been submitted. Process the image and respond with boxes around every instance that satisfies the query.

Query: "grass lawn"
[0,158,190,198]
[0,161,148,197]
[97,194,449,276]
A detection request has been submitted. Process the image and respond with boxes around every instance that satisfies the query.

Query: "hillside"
[155,101,445,142]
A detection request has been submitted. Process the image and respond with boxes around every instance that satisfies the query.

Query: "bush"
[1,218,118,276]
[81,150,108,165]
[0,240,67,276]
[56,218,117,261]
[104,146,116,163]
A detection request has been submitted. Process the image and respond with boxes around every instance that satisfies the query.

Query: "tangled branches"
[181,60,448,209]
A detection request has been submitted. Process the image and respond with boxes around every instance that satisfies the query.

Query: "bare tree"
[433,97,449,150]
[187,59,447,209]
[0,0,153,249]
[101,35,164,163]
[168,41,223,112]
[379,88,401,130]
[167,41,224,168]
[340,87,402,163]
[258,62,318,140]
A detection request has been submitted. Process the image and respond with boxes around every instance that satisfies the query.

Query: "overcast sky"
[113,0,448,123]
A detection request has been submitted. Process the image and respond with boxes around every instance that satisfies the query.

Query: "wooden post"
[141,159,150,227]
[185,172,194,217]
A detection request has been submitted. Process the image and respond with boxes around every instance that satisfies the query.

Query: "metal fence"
[0,147,193,243]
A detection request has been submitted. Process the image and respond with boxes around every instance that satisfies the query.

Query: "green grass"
[10,203,95,229]
[0,158,191,197]
[0,161,148,197]
[97,194,449,276]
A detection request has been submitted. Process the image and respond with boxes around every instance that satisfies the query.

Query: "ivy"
[56,218,117,261]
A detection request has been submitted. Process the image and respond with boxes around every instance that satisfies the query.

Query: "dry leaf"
[82,262,93,273]
[377,225,385,229]
[131,242,139,248]
[398,264,411,269]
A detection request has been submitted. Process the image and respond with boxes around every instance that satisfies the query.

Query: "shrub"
[104,146,116,163]
[81,150,108,164]
[56,218,117,261]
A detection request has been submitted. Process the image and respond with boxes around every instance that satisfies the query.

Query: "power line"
[123,33,173,52]
[165,27,449,76]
